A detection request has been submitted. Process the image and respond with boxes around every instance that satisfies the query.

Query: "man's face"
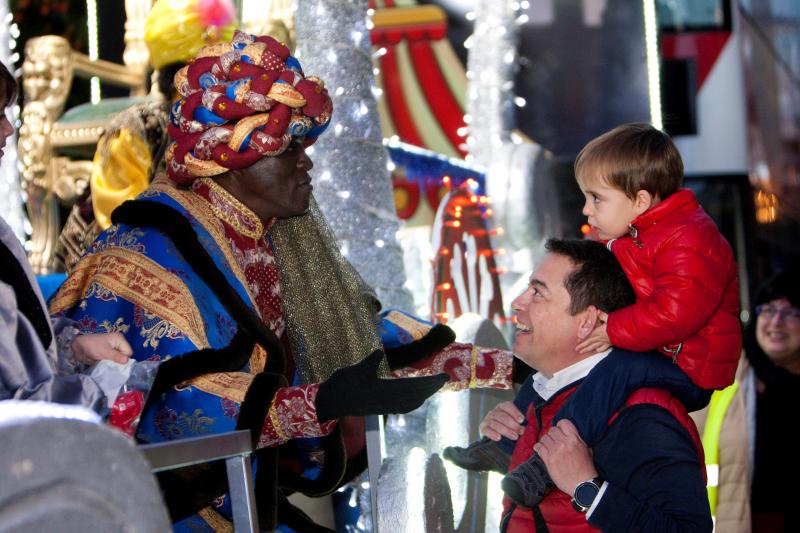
[756,297,800,369]
[510,253,584,377]
[237,142,314,220]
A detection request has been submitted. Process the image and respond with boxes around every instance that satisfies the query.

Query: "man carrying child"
[445,123,740,521]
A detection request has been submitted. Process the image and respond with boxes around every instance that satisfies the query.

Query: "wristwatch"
[571,477,603,513]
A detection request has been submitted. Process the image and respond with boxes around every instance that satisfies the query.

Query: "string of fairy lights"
[0,0,24,241]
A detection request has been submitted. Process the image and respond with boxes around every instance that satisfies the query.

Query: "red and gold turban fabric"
[166,30,333,185]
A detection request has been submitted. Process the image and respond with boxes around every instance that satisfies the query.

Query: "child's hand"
[72,332,133,364]
[576,312,611,354]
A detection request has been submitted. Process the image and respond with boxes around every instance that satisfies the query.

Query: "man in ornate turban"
[49,30,458,531]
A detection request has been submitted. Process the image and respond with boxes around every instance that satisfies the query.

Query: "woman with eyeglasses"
[692,270,800,532]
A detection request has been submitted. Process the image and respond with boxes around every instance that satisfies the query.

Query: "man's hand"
[534,419,598,496]
[479,401,526,442]
[576,312,610,354]
[71,332,133,364]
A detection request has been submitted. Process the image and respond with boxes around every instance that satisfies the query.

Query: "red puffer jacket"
[606,189,741,390]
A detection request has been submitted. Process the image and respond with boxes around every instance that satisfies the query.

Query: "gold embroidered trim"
[197,506,233,533]
[249,344,267,374]
[50,253,103,314]
[187,372,254,403]
[196,177,264,239]
[184,152,228,177]
[469,345,478,388]
[149,176,259,311]
[269,399,289,442]
[384,310,432,341]
[50,248,208,348]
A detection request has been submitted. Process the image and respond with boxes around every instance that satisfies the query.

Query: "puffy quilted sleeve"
[607,230,736,352]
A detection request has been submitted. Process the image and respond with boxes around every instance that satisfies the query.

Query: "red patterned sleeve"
[390,342,513,392]
[257,383,337,448]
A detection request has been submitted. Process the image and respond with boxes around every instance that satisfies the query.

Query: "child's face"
[577,175,648,240]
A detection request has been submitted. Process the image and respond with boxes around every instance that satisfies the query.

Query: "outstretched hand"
[72,332,133,364]
[316,349,448,422]
[575,312,610,355]
[384,324,456,370]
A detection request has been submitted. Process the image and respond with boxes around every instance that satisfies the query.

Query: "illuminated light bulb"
[441,282,452,290]
[470,195,478,204]
[497,248,507,255]
[442,176,451,184]
[485,208,494,217]
[581,224,592,235]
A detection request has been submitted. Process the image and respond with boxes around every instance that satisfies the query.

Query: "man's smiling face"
[510,253,585,377]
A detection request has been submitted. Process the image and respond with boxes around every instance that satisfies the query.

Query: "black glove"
[383,324,456,370]
[316,349,448,422]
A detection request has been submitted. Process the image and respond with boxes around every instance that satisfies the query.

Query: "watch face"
[575,480,600,508]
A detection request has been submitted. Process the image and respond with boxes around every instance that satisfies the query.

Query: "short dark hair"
[0,62,17,108]
[575,123,683,200]
[545,238,635,315]
[754,270,800,308]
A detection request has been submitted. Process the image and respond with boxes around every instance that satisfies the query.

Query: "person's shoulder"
[607,401,698,451]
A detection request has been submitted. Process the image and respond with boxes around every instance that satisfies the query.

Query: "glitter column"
[295,0,413,311]
[464,0,521,167]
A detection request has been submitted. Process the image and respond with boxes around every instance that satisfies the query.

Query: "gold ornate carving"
[52,157,92,203]
[20,2,152,273]
[21,36,73,119]
[19,104,57,274]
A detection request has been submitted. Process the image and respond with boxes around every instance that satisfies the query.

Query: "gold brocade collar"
[193,177,270,240]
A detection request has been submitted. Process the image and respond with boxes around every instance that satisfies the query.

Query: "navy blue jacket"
[587,403,712,532]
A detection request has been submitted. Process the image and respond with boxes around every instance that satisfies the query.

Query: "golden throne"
[18,0,154,274]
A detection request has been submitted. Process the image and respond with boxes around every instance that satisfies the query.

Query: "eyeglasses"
[755,304,800,322]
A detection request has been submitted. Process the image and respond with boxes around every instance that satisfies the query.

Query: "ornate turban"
[165,31,333,185]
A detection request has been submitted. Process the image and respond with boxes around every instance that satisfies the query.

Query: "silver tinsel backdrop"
[465,0,521,167]
[295,0,413,311]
